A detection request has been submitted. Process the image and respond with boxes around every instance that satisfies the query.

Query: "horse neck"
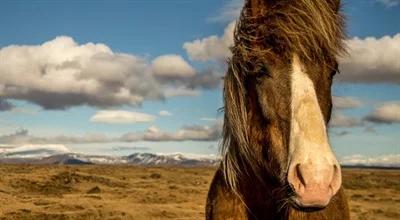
[237,173,286,219]
[237,173,342,220]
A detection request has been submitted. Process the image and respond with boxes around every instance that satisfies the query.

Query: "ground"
[0,165,398,220]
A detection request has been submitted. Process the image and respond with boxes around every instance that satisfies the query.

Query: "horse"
[206,0,350,219]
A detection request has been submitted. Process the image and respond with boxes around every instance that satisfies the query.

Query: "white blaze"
[289,55,338,179]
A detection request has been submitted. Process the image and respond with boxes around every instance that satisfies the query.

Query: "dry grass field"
[0,165,398,220]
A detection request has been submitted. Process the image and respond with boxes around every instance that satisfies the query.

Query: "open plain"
[0,165,398,220]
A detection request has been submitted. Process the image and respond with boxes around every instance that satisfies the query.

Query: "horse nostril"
[288,162,341,194]
[296,164,306,186]
[295,163,306,187]
[332,164,338,181]
[289,163,307,193]
[329,164,342,193]
[287,162,342,208]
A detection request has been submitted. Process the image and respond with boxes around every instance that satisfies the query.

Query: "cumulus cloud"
[332,96,363,109]
[338,34,400,84]
[0,129,103,145]
[329,113,361,128]
[164,86,201,97]
[0,121,223,145]
[159,110,172,117]
[375,0,400,7]
[187,69,224,89]
[184,17,400,85]
[129,121,223,142]
[152,54,195,79]
[90,110,156,124]
[0,129,111,145]
[200,117,219,121]
[151,55,223,90]
[0,99,14,111]
[0,36,164,109]
[183,21,235,62]
[111,146,150,151]
[340,154,400,167]
[0,36,222,110]
[209,0,243,22]
[364,102,400,124]
[1,144,70,158]
[53,133,111,144]
[121,122,222,142]
[0,129,32,145]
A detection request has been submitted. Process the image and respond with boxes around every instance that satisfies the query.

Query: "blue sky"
[0,0,399,162]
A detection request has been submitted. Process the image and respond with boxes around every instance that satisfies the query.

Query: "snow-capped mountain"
[340,154,400,168]
[0,153,219,166]
[0,145,398,168]
[0,145,219,166]
[125,153,219,166]
[0,144,70,158]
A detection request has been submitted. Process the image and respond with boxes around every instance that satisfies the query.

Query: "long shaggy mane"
[221,0,346,194]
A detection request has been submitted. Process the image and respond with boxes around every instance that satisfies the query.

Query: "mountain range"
[0,144,398,168]
[0,145,220,166]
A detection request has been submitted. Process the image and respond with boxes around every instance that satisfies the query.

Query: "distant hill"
[125,153,219,166]
[0,145,398,168]
[0,152,219,166]
[341,165,400,170]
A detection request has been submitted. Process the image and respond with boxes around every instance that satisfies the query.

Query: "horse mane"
[221,0,346,194]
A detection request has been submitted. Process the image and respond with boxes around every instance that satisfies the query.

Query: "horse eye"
[255,64,272,78]
[329,62,339,79]
[330,69,337,78]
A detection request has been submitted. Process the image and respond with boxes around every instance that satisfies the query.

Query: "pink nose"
[287,163,341,208]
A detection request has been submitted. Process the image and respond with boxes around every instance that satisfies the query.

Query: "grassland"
[0,165,398,220]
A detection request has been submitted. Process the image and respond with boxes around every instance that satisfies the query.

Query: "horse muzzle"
[287,160,342,208]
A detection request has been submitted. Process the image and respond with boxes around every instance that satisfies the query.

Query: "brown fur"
[206,170,349,220]
[207,0,349,219]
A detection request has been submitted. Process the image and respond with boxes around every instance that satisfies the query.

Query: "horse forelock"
[233,0,346,75]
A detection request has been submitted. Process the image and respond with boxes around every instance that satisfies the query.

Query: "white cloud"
[0,36,163,109]
[0,36,216,110]
[184,17,400,85]
[200,117,218,121]
[183,21,235,62]
[338,34,400,84]
[0,99,14,111]
[164,86,201,97]
[333,96,363,109]
[90,110,156,124]
[0,144,70,158]
[147,126,161,133]
[375,0,400,7]
[340,154,400,167]
[122,122,222,142]
[159,110,172,117]
[330,113,360,128]
[0,121,223,145]
[364,102,400,124]
[209,0,243,22]
[152,54,195,78]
